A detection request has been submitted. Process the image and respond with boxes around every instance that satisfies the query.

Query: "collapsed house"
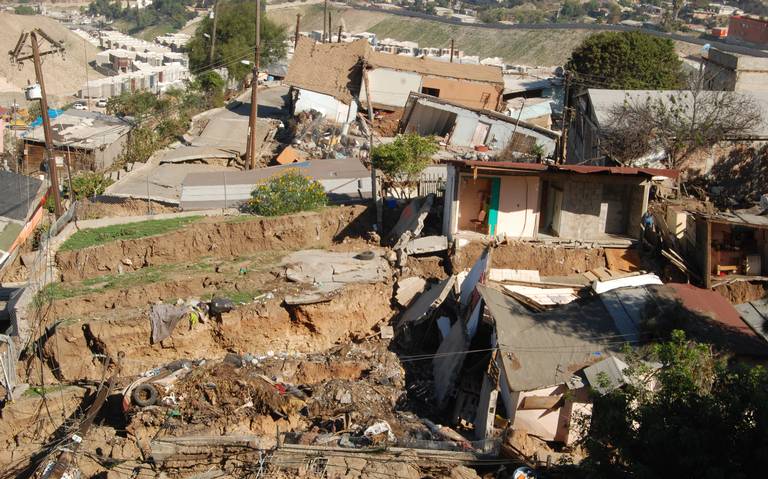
[360,48,504,111]
[284,37,506,132]
[21,109,134,174]
[417,248,768,449]
[284,38,366,127]
[400,92,560,156]
[441,159,675,242]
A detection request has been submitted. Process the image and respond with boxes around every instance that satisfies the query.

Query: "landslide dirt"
[451,241,607,275]
[42,281,395,382]
[56,206,371,282]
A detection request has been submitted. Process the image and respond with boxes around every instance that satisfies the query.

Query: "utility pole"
[294,13,301,49]
[449,39,454,63]
[328,10,332,44]
[209,0,218,65]
[83,37,90,110]
[323,0,328,42]
[9,29,65,217]
[245,0,261,169]
[338,25,342,43]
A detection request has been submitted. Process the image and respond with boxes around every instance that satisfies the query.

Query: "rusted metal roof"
[444,159,678,178]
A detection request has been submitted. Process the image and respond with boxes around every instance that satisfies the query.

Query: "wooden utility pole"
[323,0,328,42]
[294,13,301,49]
[449,39,455,63]
[361,64,382,230]
[9,29,65,217]
[328,10,332,44]
[209,0,219,65]
[338,25,343,43]
[245,0,261,169]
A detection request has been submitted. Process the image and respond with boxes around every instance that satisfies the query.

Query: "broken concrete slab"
[387,194,434,250]
[488,269,540,283]
[397,276,456,329]
[395,277,427,307]
[283,250,390,286]
[405,235,448,255]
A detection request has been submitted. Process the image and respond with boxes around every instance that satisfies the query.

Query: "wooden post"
[450,39,454,63]
[294,13,301,49]
[209,0,218,65]
[245,0,261,169]
[362,64,382,231]
[31,31,63,217]
[338,25,342,43]
[323,0,328,42]
[328,10,332,44]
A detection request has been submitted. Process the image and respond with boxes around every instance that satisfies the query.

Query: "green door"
[488,177,501,236]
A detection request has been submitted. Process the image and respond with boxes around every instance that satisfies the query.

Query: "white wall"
[294,89,358,124]
[496,176,540,238]
[361,68,422,109]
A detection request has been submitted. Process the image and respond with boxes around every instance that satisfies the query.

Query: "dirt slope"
[0,13,104,97]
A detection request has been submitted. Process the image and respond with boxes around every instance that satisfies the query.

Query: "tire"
[354,251,376,261]
[131,383,158,407]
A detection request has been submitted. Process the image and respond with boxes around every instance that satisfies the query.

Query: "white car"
[73,102,87,111]
[96,98,108,108]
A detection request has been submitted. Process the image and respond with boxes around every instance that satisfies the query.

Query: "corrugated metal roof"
[667,283,768,356]
[444,159,678,178]
[736,299,768,343]
[0,170,44,222]
[24,109,133,150]
[692,207,768,228]
[582,356,629,394]
[477,284,620,391]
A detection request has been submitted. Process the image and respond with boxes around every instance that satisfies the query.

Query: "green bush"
[69,172,113,200]
[245,169,327,216]
[371,133,438,197]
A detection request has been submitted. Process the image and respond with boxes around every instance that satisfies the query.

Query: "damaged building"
[441,160,675,241]
[400,92,560,156]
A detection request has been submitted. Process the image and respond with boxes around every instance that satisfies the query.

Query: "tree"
[581,330,768,477]
[187,0,288,83]
[567,31,683,89]
[371,134,438,198]
[245,169,327,216]
[601,73,763,170]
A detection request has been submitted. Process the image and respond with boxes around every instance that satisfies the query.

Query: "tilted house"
[400,92,560,156]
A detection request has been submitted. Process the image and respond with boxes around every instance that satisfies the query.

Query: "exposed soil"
[714,280,768,305]
[76,198,179,220]
[451,241,607,275]
[56,206,372,282]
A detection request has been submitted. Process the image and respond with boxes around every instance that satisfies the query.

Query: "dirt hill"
[0,12,104,99]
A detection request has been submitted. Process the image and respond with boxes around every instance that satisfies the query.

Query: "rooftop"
[24,109,133,150]
[366,49,503,84]
[443,158,678,178]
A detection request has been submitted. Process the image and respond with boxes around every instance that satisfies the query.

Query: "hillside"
[269,4,702,66]
[0,13,104,99]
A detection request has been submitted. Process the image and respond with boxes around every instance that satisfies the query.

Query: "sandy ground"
[0,13,104,97]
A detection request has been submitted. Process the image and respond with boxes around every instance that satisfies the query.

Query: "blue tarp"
[29,108,63,128]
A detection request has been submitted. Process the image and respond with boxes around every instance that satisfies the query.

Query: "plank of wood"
[605,248,642,273]
[520,395,563,410]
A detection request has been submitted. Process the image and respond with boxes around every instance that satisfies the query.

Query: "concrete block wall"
[558,179,603,240]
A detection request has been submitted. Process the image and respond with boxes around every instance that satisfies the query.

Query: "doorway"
[458,177,492,234]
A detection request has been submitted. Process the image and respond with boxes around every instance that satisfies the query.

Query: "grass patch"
[38,260,215,301]
[203,289,263,304]
[60,216,203,251]
[24,384,68,397]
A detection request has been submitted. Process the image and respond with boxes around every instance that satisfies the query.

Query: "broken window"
[421,87,440,97]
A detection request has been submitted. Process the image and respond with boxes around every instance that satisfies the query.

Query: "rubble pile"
[286,110,368,161]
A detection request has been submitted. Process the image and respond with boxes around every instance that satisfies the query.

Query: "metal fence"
[418,174,446,198]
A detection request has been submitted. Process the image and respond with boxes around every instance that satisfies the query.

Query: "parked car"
[73,102,87,111]
[96,98,108,108]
